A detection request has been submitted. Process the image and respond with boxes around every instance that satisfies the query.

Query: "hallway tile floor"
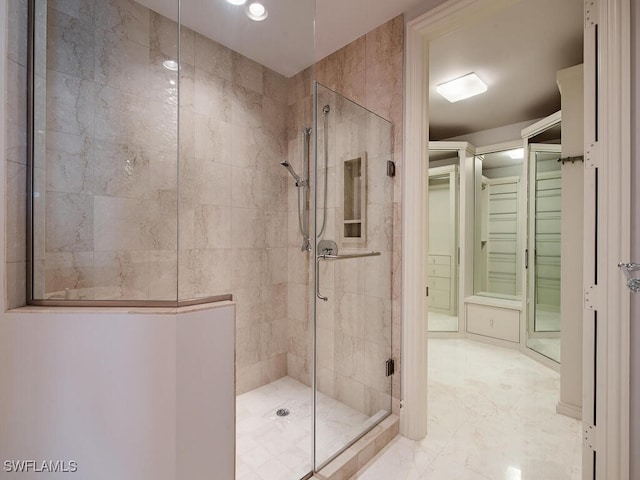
[353,339,582,480]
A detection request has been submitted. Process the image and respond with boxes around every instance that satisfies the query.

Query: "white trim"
[585,0,631,478]
[403,0,519,439]
[404,3,631,474]
[521,110,562,138]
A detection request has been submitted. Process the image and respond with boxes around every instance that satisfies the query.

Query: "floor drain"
[276,408,290,417]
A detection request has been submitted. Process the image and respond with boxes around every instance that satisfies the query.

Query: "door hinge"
[385,358,395,377]
[584,285,599,311]
[583,424,597,451]
[585,142,600,169]
[585,0,598,27]
[426,286,429,297]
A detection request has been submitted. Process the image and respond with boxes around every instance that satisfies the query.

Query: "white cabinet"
[466,302,520,343]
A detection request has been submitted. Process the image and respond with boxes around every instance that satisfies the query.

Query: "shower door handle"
[316,251,381,301]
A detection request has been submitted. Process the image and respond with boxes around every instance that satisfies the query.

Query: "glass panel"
[427,149,460,332]
[31,0,179,302]
[473,147,524,300]
[314,83,393,467]
[527,144,562,363]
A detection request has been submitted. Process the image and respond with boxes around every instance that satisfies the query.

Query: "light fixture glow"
[162,60,179,71]
[506,466,522,480]
[436,72,487,103]
[507,148,524,159]
[226,0,246,4]
[169,79,176,86]
[246,2,268,21]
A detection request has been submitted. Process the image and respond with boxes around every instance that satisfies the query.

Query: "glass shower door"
[314,84,394,468]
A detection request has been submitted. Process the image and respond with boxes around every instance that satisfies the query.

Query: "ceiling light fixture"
[246,2,268,21]
[162,60,179,71]
[507,148,524,159]
[226,0,247,4]
[436,72,487,103]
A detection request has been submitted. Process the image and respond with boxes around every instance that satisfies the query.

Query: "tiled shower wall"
[5,0,29,309]
[286,16,404,415]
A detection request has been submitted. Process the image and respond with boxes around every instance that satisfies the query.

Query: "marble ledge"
[7,299,235,316]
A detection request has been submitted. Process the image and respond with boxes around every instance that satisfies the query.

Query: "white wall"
[0,306,235,480]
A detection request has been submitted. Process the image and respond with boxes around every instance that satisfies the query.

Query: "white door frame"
[402,4,631,480]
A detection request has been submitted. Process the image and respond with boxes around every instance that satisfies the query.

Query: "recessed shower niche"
[342,154,367,243]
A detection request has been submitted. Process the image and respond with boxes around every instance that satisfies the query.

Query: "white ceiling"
[136,0,584,137]
[137,0,431,77]
[428,0,583,139]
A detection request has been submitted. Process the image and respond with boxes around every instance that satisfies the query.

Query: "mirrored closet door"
[524,114,562,362]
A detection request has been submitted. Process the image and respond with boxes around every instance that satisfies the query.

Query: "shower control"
[317,240,338,256]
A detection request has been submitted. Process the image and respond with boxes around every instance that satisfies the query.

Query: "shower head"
[280,160,301,184]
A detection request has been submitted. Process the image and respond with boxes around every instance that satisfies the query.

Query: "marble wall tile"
[193,69,232,122]
[95,0,151,47]
[6,161,27,263]
[93,140,150,198]
[46,70,95,137]
[236,324,261,366]
[148,99,178,152]
[266,248,288,285]
[193,113,232,163]
[178,248,233,298]
[262,283,287,323]
[264,68,288,106]
[6,61,28,144]
[335,291,365,339]
[6,262,27,309]
[46,132,94,193]
[287,248,311,286]
[94,84,149,146]
[233,52,264,95]
[335,375,366,414]
[364,296,393,346]
[47,9,95,81]
[147,250,177,300]
[95,27,149,97]
[194,33,233,81]
[231,84,263,129]
[7,0,28,67]
[365,15,404,67]
[197,160,232,206]
[260,320,288,360]
[46,192,94,252]
[231,207,265,249]
[93,250,149,299]
[264,211,288,248]
[93,196,145,251]
[194,205,232,249]
[49,0,95,24]
[232,248,265,289]
[231,166,262,209]
[233,287,266,330]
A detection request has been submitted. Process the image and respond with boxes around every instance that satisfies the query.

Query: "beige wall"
[557,64,584,417]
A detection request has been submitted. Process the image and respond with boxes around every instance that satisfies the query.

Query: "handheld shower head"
[280,160,301,184]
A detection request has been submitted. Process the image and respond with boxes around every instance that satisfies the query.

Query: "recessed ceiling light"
[162,60,179,71]
[436,72,487,103]
[507,148,524,159]
[226,0,247,4]
[246,2,268,21]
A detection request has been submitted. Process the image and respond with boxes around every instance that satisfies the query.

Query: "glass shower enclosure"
[26,0,395,477]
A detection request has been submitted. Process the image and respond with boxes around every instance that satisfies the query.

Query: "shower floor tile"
[352,339,582,480]
[236,376,372,480]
